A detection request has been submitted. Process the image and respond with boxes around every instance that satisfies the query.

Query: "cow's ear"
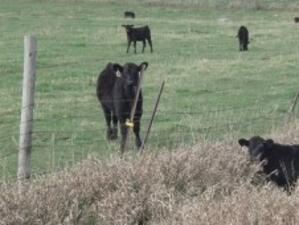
[139,62,148,71]
[263,139,274,149]
[238,138,249,147]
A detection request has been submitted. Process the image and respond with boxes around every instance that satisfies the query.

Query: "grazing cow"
[124,11,135,18]
[239,136,299,191]
[97,62,148,153]
[237,26,249,51]
[295,17,299,23]
[122,24,153,54]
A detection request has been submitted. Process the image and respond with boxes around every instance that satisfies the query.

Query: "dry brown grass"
[1,120,299,225]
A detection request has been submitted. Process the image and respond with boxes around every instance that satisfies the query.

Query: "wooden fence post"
[18,36,37,180]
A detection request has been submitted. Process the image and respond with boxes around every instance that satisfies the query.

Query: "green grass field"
[1,0,299,178]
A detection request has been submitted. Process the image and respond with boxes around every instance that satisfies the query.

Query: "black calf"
[124,11,135,18]
[237,26,249,51]
[122,24,153,54]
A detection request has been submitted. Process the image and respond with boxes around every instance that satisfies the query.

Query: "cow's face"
[116,62,148,98]
[238,136,274,161]
[112,63,123,75]
[121,24,134,33]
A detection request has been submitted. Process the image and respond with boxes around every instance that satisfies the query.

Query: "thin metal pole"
[141,81,165,151]
[289,91,299,114]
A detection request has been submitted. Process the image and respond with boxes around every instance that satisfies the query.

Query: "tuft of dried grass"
[1,121,299,225]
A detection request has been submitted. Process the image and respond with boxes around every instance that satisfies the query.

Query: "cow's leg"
[142,40,146,53]
[102,107,113,140]
[127,41,131,53]
[133,119,142,149]
[244,44,248,51]
[111,113,118,140]
[239,42,243,51]
[134,41,137,54]
[147,37,153,53]
[120,122,128,153]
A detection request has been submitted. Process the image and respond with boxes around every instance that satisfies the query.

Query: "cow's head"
[111,63,122,74]
[122,24,134,33]
[115,62,148,98]
[238,136,274,161]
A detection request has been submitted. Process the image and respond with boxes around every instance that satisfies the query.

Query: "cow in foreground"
[124,11,135,18]
[97,62,148,153]
[239,136,299,191]
[122,24,153,54]
[237,26,249,51]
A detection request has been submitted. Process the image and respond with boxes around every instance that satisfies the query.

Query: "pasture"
[1,0,299,178]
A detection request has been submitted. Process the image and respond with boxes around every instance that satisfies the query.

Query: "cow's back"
[133,26,150,40]
[264,144,299,186]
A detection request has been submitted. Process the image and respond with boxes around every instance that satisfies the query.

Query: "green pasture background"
[0,0,299,178]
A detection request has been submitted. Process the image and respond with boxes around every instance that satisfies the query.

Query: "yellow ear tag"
[125,119,134,128]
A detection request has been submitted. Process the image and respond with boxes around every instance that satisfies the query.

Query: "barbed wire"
[4,112,282,144]
[0,100,290,131]
[0,149,18,161]
[0,78,296,172]
[0,114,287,169]
[12,114,280,157]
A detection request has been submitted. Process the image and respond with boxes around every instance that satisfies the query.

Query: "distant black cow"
[237,26,249,51]
[122,24,153,54]
[124,11,135,18]
[239,136,299,191]
[295,17,299,23]
[97,62,148,153]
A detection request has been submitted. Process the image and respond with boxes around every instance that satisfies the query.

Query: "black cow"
[237,26,249,51]
[295,17,299,23]
[239,136,299,191]
[97,62,148,153]
[122,24,153,54]
[124,11,135,18]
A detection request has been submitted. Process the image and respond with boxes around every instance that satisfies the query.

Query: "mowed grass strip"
[0,0,299,178]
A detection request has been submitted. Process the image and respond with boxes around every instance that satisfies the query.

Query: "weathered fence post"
[18,36,37,180]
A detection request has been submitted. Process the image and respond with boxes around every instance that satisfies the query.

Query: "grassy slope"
[0,0,299,177]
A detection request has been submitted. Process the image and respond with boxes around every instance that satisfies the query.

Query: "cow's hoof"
[136,139,142,149]
[107,129,116,141]
[110,128,118,140]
